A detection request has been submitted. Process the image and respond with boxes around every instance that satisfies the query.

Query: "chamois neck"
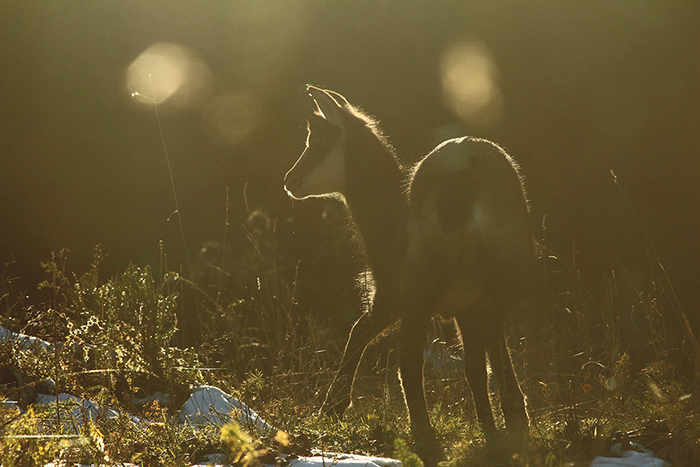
[342,120,407,287]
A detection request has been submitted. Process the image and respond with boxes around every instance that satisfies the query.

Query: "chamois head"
[284,85,353,200]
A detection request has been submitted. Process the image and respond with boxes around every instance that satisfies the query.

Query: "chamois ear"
[306,85,347,127]
[298,85,323,120]
[324,89,352,108]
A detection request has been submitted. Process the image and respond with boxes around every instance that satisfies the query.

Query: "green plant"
[0,405,62,467]
[2,203,699,467]
[221,421,267,467]
[31,247,182,397]
[394,438,424,467]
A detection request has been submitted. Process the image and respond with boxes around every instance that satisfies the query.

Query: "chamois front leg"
[321,290,395,417]
[321,312,372,417]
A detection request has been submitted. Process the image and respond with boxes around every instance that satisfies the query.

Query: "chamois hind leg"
[483,314,529,449]
[399,311,434,440]
[400,312,446,467]
[455,313,498,441]
[399,263,442,460]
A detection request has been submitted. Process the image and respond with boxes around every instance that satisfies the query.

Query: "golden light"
[440,40,503,128]
[126,42,212,108]
[201,92,264,146]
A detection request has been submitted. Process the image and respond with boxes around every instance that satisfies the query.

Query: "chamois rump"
[284,85,532,453]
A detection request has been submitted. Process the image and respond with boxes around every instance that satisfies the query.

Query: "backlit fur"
[284,86,533,460]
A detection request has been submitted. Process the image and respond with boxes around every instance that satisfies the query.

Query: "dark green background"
[1,1,698,333]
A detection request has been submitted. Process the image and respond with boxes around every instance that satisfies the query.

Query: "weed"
[1,204,699,465]
[394,438,424,467]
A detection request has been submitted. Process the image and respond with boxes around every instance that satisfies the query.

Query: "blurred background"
[1,1,699,344]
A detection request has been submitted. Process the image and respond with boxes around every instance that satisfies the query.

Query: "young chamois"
[284,85,532,453]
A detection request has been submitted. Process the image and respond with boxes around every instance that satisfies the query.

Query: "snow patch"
[179,385,275,434]
[590,442,670,467]
[0,325,53,351]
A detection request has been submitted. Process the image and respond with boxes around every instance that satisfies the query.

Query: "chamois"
[284,85,532,454]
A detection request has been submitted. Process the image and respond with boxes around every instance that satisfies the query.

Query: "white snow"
[27,385,401,467]
[33,387,674,467]
[5,324,672,467]
[291,452,402,467]
[35,393,144,428]
[188,452,402,467]
[0,325,53,351]
[179,385,275,434]
[590,443,671,467]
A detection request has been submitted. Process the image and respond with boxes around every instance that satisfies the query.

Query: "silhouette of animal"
[284,85,532,455]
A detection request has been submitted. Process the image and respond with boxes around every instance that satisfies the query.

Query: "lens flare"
[126,42,212,108]
[201,92,264,146]
[440,40,503,128]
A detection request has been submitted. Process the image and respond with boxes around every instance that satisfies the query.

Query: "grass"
[1,213,699,466]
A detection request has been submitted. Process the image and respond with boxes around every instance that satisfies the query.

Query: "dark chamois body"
[284,86,532,457]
